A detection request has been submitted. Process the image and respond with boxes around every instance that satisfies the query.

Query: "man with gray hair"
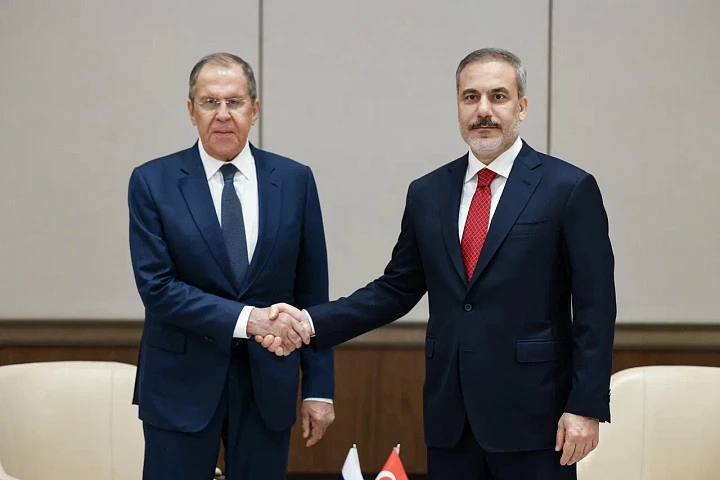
[128,52,335,479]
[258,48,616,479]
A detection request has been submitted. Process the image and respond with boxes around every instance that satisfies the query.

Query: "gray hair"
[456,48,527,98]
[188,52,257,102]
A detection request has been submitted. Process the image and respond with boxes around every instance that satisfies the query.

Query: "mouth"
[471,126,500,133]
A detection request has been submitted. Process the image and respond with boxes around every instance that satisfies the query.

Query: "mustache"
[469,118,501,130]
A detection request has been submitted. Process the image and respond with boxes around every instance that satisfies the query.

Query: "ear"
[187,98,197,126]
[250,99,261,126]
[518,96,528,122]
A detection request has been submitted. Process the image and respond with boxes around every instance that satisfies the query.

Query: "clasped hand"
[246,303,311,356]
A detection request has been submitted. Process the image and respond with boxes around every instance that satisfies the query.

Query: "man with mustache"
[261,48,616,479]
[128,52,334,479]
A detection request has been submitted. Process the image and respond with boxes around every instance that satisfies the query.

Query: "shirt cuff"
[234,306,254,339]
[303,398,333,404]
[302,309,316,337]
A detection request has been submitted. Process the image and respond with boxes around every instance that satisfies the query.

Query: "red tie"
[461,168,497,281]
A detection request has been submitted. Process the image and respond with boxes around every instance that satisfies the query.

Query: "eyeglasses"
[194,98,248,112]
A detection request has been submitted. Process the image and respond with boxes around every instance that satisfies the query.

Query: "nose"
[476,95,492,118]
[215,103,232,120]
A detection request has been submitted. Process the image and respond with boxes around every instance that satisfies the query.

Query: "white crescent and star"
[375,472,397,480]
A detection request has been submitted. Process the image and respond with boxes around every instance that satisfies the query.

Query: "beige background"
[0,1,717,323]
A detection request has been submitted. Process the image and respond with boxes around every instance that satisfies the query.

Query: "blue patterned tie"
[220,163,249,287]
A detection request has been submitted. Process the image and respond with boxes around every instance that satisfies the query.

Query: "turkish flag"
[374,448,408,480]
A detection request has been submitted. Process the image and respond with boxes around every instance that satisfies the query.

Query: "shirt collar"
[465,136,523,184]
[198,138,254,180]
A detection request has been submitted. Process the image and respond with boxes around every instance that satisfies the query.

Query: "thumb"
[302,409,311,439]
[556,420,566,451]
[267,304,280,320]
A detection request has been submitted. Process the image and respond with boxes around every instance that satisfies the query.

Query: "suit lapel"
[467,143,543,290]
[439,155,470,284]
[239,145,282,296]
[177,145,237,290]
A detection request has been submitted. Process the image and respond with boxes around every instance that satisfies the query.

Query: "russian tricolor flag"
[340,444,364,480]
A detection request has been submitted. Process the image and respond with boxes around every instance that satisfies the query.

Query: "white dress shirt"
[459,135,523,238]
[198,139,331,404]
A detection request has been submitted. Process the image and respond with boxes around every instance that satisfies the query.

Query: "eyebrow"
[461,87,511,96]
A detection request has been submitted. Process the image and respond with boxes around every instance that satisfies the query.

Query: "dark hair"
[188,52,257,101]
[456,48,527,98]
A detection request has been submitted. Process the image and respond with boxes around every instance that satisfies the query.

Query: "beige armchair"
[577,365,720,480]
[0,361,144,480]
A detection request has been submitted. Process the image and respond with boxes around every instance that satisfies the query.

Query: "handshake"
[246,303,314,356]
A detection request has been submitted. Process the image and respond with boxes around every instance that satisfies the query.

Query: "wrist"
[246,307,267,336]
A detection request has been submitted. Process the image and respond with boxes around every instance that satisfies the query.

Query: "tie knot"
[220,163,238,183]
[477,168,496,188]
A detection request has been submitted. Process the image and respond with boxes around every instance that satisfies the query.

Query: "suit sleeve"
[561,173,617,422]
[307,183,428,349]
[295,167,334,400]
[128,167,243,354]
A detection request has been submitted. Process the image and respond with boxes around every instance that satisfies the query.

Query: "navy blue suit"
[309,141,616,479]
[128,143,333,479]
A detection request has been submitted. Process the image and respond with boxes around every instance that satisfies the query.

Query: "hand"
[301,400,335,447]
[254,303,312,354]
[555,412,599,466]
[246,305,310,356]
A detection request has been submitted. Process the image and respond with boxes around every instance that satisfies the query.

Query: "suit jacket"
[128,142,334,433]
[309,141,616,452]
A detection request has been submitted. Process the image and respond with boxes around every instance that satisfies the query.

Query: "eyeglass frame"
[192,97,251,112]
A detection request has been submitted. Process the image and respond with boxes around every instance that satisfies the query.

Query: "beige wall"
[0,1,717,323]
[551,0,720,323]
[261,0,550,321]
[0,0,259,318]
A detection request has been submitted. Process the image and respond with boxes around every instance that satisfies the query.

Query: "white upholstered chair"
[577,365,720,480]
[0,361,144,480]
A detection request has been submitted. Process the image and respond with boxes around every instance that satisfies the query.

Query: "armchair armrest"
[0,466,21,480]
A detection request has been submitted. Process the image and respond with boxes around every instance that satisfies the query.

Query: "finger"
[306,422,325,447]
[274,345,285,357]
[302,409,310,439]
[276,302,302,317]
[267,336,283,353]
[265,335,280,351]
[568,441,587,465]
[286,328,302,348]
[560,441,576,466]
[579,442,592,462]
[254,335,264,343]
[280,334,297,355]
[555,422,566,452]
[292,316,311,344]
[267,304,279,320]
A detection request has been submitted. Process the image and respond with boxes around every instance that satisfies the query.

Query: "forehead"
[458,60,517,95]
[194,63,249,97]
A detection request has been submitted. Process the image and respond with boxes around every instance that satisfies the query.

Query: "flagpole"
[394,444,400,454]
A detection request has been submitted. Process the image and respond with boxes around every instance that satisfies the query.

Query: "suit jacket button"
[464,304,472,312]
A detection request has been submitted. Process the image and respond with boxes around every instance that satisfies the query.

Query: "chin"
[468,139,504,154]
